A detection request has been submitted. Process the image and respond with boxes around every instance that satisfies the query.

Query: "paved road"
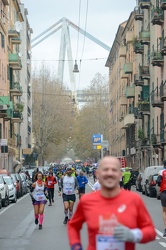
[0,179,166,250]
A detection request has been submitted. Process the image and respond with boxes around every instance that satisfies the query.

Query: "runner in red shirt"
[68,156,156,250]
[45,172,57,206]
[157,160,166,237]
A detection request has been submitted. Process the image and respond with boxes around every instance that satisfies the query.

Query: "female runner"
[30,171,47,229]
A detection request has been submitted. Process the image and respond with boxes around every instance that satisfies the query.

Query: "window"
[0,123,2,139]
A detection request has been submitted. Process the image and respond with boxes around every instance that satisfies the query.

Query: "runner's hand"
[113,225,134,242]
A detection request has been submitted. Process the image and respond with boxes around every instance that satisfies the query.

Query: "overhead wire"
[76,0,82,61]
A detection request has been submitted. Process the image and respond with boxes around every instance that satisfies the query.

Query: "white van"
[141,165,163,194]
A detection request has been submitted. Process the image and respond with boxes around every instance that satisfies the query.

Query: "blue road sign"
[92,134,103,145]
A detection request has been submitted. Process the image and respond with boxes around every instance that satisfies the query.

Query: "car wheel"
[12,194,17,203]
[145,188,149,196]
[0,195,2,209]
[2,195,8,207]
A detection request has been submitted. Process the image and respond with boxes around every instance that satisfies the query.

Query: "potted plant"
[138,128,145,140]
[15,103,24,112]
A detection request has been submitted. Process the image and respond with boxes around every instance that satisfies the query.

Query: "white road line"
[156,236,160,240]
[159,242,166,247]
[0,193,29,216]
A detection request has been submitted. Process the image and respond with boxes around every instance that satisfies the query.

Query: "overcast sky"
[22,0,136,91]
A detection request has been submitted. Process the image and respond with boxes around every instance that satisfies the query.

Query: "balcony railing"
[134,74,144,86]
[138,103,150,112]
[160,80,166,101]
[8,30,19,38]
[139,31,150,44]
[11,37,21,45]
[151,134,160,147]
[134,7,144,21]
[151,89,163,108]
[10,82,22,96]
[138,0,150,9]
[124,63,133,74]
[151,8,164,25]
[133,107,143,119]
[28,125,31,133]
[11,111,23,123]
[139,66,150,79]
[160,0,166,10]
[134,41,144,54]
[126,86,135,98]
[8,54,22,70]
[151,51,164,67]
[160,130,166,144]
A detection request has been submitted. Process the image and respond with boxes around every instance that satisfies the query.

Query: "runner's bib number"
[64,187,72,194]
[33,192,45,201]
[96,235,125,250]
[48,181,52,186]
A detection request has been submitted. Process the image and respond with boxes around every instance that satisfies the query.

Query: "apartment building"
[20,4,33,158]
[0,0,32,171]
[106,0,166,171]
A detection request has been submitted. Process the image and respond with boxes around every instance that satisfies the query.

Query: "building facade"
[106,0,166,171]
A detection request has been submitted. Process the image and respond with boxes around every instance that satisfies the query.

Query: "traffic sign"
[92,134,103,145]
[101,140,109,148]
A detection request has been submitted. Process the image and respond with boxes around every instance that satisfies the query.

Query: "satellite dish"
[18,52,22,57]
[15,21,22,32]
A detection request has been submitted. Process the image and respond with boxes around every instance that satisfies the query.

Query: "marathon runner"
[59,166,78,224]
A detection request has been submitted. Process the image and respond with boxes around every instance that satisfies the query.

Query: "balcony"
[160,0,166,10]
[119,95,127,106]
[119,46,126,57]
[8,54,22,70]
[27,87,31,98]
[2,0,9,5]
[160,80,166,101]
[133,41,144,54]
[134,74,144,86]
[139,31,150,45]
[160,38,166,55]
[124,114,135,127]
[151,134,160,147]
[120,69,129,79]
[10,82,22,96]
[134,7,144,21]
[11,36,21,45]
[139,66,150,79]
[151,8,164,25]
[126,31,134,43]
[151,51,164,67]
[126,86,135,98]
[151,90,163,108]
[8,30,19,38]
[140,138,149,147]
[120,119,128,129]
[138,0,150,9]
[0,96,13,120]
[160,130,166,145]
[11,111,23,123]
[124,63,133,74]
[138,103,150,114]
[28,107,31,115]
[133,107,143,119]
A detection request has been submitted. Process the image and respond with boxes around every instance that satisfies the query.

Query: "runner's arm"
[74,177,78,190]
[68,198,85,247]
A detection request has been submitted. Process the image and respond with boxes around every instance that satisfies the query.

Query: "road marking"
[159,242,166,247]
[0,193,29,216]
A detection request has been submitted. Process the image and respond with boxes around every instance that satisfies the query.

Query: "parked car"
[3,176,17,203]
[141,166,163,194]
[145,174,158,197]
[130,170,139,185]
[19,173,28,195]
[136,173,143,192]
[11,173,22,198]
[15,173,24,197]
[155,176,161,200]
[0,193,2,209]
[0,175,9,207]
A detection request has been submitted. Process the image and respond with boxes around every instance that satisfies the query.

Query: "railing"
[151,8,164,24]
[139,103,150,112]
[160,80,166,99]
[28,125,31,133]
[134,42,144,53]
[13,111,22,119]
[28,107,31,115]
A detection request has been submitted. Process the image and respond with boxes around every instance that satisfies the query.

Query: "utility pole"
[40,63,45,166]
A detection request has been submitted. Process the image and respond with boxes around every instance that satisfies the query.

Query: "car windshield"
[0,176,3,184]
[3,177,12,185]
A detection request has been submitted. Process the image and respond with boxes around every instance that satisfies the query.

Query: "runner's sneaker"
[63,216,68,224]
[52,198,54,203]
[39,224,42,230]
[163,229,166,237]
[35,218,38,225]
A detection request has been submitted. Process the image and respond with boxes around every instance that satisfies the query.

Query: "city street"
[0,180,166,250]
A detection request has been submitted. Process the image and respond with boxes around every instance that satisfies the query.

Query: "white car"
[3,176,17,203]
[0,175,9,207]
